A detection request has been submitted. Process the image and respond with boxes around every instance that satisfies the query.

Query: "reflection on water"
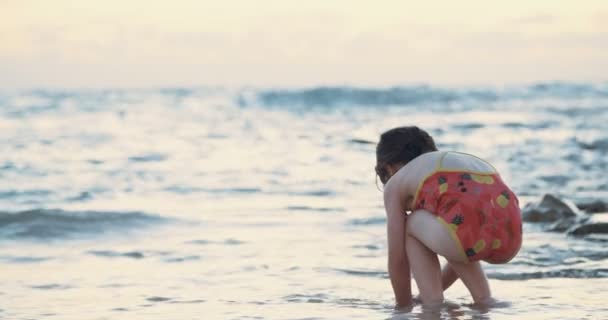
[0,84,607,319]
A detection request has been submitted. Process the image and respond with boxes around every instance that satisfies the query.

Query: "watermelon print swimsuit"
[413,152,522,263]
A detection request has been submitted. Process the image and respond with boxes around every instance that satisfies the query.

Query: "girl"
[375,126,522,308]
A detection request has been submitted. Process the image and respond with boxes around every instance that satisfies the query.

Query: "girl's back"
[398,151,497,201]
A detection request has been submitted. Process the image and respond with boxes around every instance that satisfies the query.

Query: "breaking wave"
[0,209,167,240]
[250,82,608,108]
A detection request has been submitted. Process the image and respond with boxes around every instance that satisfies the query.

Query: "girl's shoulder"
[440,151,497,173]
[396,152,444,191]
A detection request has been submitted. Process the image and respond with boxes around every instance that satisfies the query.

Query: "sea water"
[0,83,607,319]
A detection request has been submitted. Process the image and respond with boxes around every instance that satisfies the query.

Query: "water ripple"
[488,268,608,280]
[87,250,145,259]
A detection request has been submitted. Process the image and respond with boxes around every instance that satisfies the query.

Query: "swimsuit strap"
[436,151,450,170]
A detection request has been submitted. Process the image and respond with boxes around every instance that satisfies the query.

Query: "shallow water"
[1,83,607,319]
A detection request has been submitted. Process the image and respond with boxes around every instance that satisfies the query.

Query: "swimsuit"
[413,152,522,264]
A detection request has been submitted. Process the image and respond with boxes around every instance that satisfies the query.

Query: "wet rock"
[569,223,608,236]
[546,217,578,232]
[521,194,581,223]
[568,213,608,236]
[576,199,608,214]
[546,214,593,232]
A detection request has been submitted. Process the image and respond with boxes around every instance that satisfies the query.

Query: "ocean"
[0,83,607,319]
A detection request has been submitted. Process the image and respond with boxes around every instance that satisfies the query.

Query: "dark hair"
[375,126,437,184]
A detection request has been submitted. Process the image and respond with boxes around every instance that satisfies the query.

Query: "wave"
[249,82,608,108]
[332,266,608,280]
[128,153,168,163]
[332,268,387,278]
[5,82,606,118]
[488,268,608,280]
[30,283,73,290]
[256,86,469,107]
[347,216,386,226]
[286,205,345,212]
[87,250,146,259]
[0,255,53,263]
[185,238,246,245]
[0,208,167,240]
[282,293,388,310]
[164,186,262,195]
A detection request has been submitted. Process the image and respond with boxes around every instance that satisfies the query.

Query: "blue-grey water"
[1,83,607,319]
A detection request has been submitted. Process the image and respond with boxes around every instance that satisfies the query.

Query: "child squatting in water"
[375,126,522,308]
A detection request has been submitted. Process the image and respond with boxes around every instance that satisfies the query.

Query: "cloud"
[1,0,607,88]
[511,13,557,24]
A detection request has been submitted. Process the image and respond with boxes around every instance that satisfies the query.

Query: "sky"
[1,0,607,88]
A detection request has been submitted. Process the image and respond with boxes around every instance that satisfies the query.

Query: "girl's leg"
[406,209,492,305]
[447,261,492,305]
[405,232,443,306]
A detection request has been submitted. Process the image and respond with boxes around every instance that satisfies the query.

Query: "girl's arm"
[384,185,412,308]
[411,260,460,303]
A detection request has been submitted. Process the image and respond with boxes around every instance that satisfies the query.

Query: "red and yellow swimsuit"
[413,152,522,263]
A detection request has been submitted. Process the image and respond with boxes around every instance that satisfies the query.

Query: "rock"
[567,213,608,236]
[576,199,608,214]
[521,194,581,223]
[568,222,608,236]
[546,217,578,232]
[569,223,608,236]
[546,214,592,232]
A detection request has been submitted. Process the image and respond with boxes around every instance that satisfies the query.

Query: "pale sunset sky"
[1,0,607,88]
